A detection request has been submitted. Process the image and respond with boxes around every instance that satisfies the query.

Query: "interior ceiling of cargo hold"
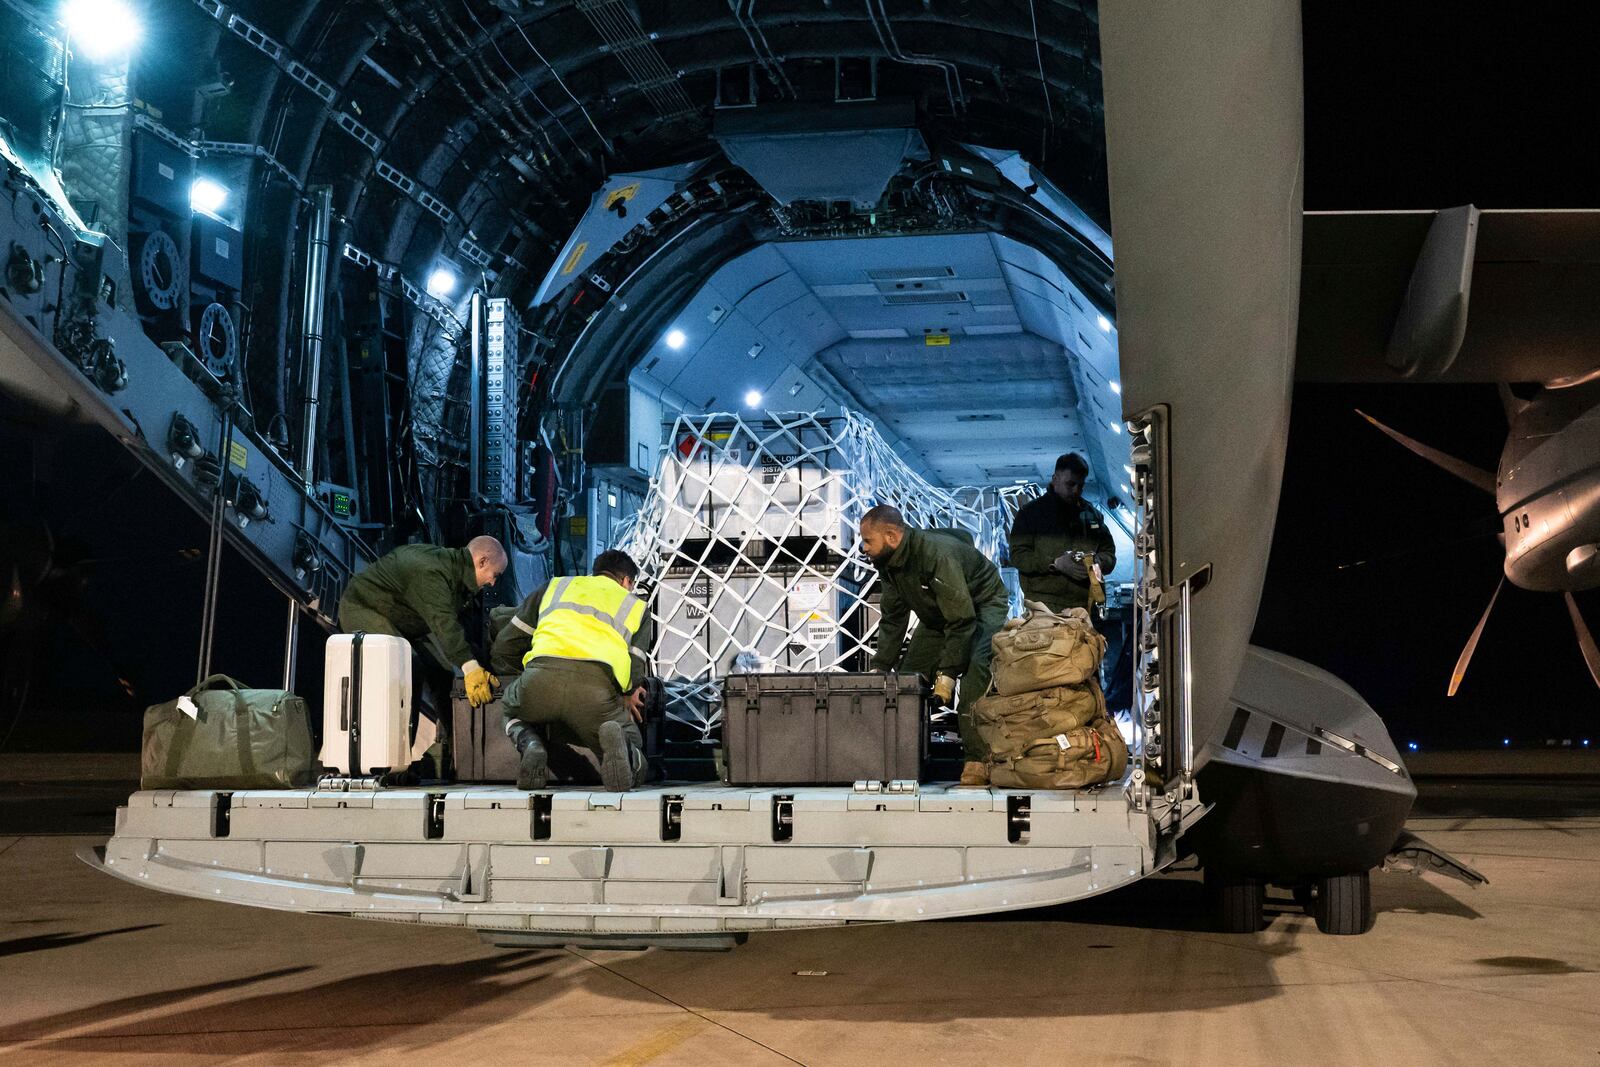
[626,226,1125,492]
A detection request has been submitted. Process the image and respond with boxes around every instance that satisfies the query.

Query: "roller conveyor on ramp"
[82,782,1206,948]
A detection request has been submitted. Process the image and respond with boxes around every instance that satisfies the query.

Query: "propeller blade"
[1449,576,1504,697]
[1355,409,1498,495]
[1563,593,1600,691]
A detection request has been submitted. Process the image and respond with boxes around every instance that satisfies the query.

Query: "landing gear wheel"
[1313,870,1374,935]
[1206,868,1265,933]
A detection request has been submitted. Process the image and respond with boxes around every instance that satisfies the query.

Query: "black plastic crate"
[722,672,927,785]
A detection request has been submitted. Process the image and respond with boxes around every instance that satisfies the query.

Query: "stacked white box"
[657,418,848,548]
[619,409,1008,737]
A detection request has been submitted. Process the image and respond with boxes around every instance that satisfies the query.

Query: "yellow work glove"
[933,673,957,706]
[464,663,499,707]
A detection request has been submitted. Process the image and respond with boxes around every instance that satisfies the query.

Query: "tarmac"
[1,757,1597,1066]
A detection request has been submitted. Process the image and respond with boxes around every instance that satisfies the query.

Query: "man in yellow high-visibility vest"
[500,550,650,791]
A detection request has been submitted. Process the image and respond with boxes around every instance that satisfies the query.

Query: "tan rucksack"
[988,715,1129,790]
[973,682,1106,761]
[990,602,1107,695]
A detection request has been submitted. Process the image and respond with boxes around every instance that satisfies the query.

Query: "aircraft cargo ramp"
[86,782,1202,947]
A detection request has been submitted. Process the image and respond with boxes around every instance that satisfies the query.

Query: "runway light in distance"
[63,0,142,61]
[1407,741,1419,752]
[665,329,686,350]
[1502,737,1512,747]
[1584,739,1591,747]
[426,267,458,298]
[1096,314,1112,333]
[190,177,228,217]
[1109,380,1122,395]
[744,389,763,408]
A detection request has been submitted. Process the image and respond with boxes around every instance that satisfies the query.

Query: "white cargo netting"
[618,409,1015,736]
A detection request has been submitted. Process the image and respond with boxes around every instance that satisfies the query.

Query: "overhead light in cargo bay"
[665,329,687,350]
[62,0,142,60]
[1096,314,1113,333]
[426,266,458,298]
[190,178,228,218]
[744,389,763,408]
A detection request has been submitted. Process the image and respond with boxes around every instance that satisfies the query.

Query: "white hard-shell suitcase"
[320,632,412,774]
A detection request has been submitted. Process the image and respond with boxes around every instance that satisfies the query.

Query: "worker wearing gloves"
[338,535,508,778]
[860,505,1009,787]
[1007,452,1117,615]
[500,550,651,792]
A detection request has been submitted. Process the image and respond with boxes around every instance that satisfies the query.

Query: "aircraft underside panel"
[88,784,1198,935]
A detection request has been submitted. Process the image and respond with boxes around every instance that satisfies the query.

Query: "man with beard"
[860,505,1009,787]
[1008,452,1116,616]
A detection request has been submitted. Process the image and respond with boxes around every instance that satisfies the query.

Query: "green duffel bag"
[989,715,1130,790]
[973,681,1106,764]
[141,674,314,790]
[990,602,1107,696]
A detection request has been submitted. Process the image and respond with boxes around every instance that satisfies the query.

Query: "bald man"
[338,536,507,781]
[339,534,508,700]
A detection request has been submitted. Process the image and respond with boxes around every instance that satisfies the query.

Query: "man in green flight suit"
[338,535,508,778]
[861,505,1009,787]
[1007,452,1116,615]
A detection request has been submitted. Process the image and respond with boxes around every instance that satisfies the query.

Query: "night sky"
[3,4,1598,752]
[1257,4,1600,746]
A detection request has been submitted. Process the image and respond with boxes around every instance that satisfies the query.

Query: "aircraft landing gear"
[1311,870,1374,935]
[1205,867,1265,933]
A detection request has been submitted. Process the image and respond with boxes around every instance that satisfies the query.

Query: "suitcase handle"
[348,632,364,775]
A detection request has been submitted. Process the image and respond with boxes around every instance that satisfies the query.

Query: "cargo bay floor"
[1,757,1597,1066]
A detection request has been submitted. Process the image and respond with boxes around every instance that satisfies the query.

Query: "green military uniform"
[498,578,650,786]
[1007,494,1116,613]
[338,544,485,777]
[489,595,539,676]
[338,544,482,670]
[870,528,1009,761]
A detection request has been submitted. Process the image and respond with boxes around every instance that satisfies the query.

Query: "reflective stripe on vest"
[523,575,645,689]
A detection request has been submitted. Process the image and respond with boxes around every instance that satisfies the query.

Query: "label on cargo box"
[215,237,230,259]
[158,163,174,181]
[805,618,832,647]
[228,441,247,469]
[569,516,587,535]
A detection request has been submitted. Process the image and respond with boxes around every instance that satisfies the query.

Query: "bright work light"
[665,329,686,350]
[426,267,458,298]
[744,389,763,408]
[62,0,142,61]
[190,177,228,217]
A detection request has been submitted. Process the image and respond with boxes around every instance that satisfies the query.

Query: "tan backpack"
[973,682,1106,761]
[990,602,1107,695]
[988,715,1129,790]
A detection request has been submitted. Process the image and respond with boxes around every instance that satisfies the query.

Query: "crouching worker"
[501,550,650,791]
[338,535,507,780]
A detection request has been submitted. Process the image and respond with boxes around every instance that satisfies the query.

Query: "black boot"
[507,720,548,790]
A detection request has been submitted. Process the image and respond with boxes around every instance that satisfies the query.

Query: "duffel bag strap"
[191,674,248,696]
[228,685,256,777]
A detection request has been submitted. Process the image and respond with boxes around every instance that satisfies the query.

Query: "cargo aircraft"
[0,0,1592,944]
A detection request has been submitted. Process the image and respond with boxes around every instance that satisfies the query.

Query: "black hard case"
[451,682,522,783]
[721,672,927,785]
